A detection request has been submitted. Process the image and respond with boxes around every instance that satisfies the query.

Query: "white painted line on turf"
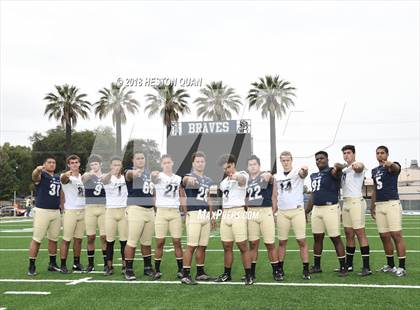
[0,307,7,310]
[3,291,51,295]
[66,277,92,286]
[0,279,69,283]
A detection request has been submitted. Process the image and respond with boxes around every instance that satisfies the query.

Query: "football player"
[371,146,406,277]
[151,154,186,280]
[215,154,253,285]
[273,151,310,280]
[83,154,107,272]
[305,151,347,276]
[59,154,86,273]
[27,156,62,276]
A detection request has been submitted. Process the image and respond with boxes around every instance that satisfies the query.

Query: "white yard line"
[3,291,51,295]
[66,277,92,286]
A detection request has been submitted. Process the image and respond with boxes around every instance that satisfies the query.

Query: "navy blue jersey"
[84,175,106,205]
[182,172,214,211]
[35,171,61,209]
[125,168,154,208]
[246,172,273,207]
[372,162,401,202]
[310,167,341,205]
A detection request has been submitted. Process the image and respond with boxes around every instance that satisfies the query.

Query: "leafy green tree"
[195,81,241,121]
[94,83,140,155]
[0,147,19,200]
[144,84,190,137]
[247,75,296,173]
[44,84,91,156]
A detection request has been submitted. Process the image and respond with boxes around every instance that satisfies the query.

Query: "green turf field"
[0,215,419,310]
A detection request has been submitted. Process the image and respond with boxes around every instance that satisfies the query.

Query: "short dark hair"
[66,154,80,164]
[218,154,236,166]
[88,154,103,164]
[110,156,122,163]
[248,155,260,166]
[341,145,355,153]
[192,151,206,162]
[161,154,172,161]
[43,155,56,163]
[315,151,328,158]
[376,145,389,154]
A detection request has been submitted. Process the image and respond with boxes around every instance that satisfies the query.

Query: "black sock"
[386,255,395,268]
[29,257,36,267]
[102,249,107,266]
[360,246,370,269]
[155,259,161,272]
[346,246,355,267]
[271,262,279,274]
[278,261,284,270]
[339,257,346,270]
[224,267,231,276]
[106,241,115,262]
[196,265,205,276]
[87,250,95,266]
[245,268,252,278]
[61,258,66,267]
[49,255,56,265]
[126,259,134,270]
[303,262,309,272]
[143,255,152,269]
[73,256,80,266]
[398,257,406,269]
[314,255,321,268]
[120,241,127,262]
[176,258,183,272]
[183,267,190,277]
[251,262,256,277]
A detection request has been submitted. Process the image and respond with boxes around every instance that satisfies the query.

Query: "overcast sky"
[1,0,419,177]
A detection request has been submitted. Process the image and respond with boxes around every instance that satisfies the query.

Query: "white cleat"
[377,265,397,273]
[394,267,406,277]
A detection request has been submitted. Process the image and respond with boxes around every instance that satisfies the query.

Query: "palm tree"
[94,83,140,155]
[195,81,242,121]
[44,84,91,156]
[144,84,190,138]
[247,75,296,173]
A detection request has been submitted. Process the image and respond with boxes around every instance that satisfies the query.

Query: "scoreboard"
[167,120,253,182]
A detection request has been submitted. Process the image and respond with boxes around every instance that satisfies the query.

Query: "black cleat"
[144,267,156,277]
[176,271,183,279]
[48,263,61,272]
[309,266,322,274]
[338,268,348,277]
[358,267,372,277]
[334,266,353,272]
[214,273,232,282]
[104,265,114,276]
[85,265,95,273]
[153,271,162,280]
[123,268,136,281]
[303,270,311,280]
[27,265,37,276]
[241,274,256,281]
[273,271,284,281]
[60,265,70,274]
[279,268,285,277]
[73,263,85,272]
[181,275,197,285]
[244,275,254,285]
[195,273,216,281]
